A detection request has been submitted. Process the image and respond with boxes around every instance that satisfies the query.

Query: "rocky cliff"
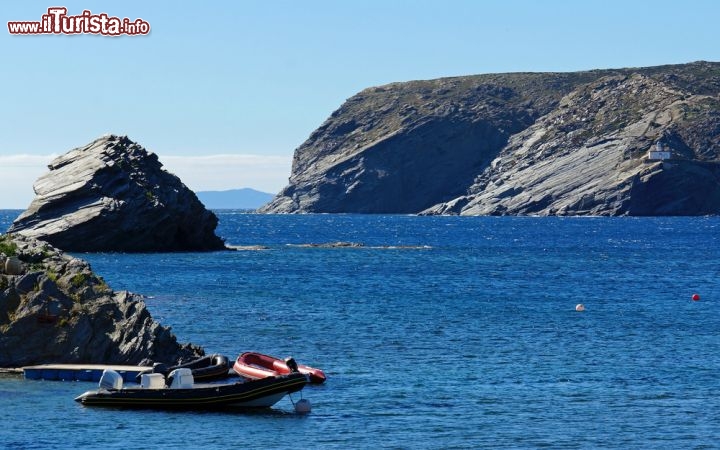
[8,135,227,251]
[260,61,720,215]
[0,233,202,367]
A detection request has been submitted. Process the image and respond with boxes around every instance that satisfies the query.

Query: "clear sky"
[1,0,719,208]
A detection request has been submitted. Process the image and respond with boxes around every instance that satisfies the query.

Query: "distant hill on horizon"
[196,188,274,210]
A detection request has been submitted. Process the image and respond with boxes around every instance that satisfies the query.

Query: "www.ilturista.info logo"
[8,7,150,36]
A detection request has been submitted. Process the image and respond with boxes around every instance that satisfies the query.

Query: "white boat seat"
[167,368,194,389]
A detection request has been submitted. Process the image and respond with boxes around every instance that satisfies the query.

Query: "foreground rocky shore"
[0,233,203,367]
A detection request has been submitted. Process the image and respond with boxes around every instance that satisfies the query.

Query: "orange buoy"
[692,293,700,301]
[575,303,585,312]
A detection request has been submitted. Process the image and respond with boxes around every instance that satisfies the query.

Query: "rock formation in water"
[0,233,203,367]
[260,61,720,215]
[8,134,226,251]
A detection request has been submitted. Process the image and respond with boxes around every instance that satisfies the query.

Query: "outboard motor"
[284,357,300,373]
[99,369,123,390]
[213,354,230,369]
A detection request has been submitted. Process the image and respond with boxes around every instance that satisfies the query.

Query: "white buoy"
[294,398,312,414]
[575,303,585,312]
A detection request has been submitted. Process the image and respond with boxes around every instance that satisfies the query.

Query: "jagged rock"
[260,61,720,216]
[8,134,227,252]
[288,241,364,248]
[0,233,203,367]
[225,245,270,251]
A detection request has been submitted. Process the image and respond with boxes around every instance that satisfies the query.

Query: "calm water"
[1,211,719,449]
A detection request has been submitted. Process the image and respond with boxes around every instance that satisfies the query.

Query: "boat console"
[140,373,166,389]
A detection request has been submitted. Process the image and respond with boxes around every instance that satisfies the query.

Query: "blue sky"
[1,0,719,208]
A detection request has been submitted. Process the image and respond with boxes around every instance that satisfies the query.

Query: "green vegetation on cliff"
[0,233,202,367]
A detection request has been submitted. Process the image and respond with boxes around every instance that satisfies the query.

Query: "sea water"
[1,211,719,449]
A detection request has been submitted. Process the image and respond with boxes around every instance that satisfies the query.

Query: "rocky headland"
[260,61,720,215]
[0,233,202,367]
[8,134,227,252]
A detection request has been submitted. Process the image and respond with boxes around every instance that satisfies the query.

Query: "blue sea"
[1,211,719,449]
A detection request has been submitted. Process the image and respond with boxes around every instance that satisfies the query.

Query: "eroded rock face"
[260,62,720,216]
[426,73,720,216]
[0,233,203,367]
[8,135,226,252]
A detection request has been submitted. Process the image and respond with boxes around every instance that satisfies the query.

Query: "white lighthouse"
[647,141,671,160]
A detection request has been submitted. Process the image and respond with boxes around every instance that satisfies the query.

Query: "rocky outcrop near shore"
[0,233,203,367]
[8,134,226,252]
[260,61,720,216]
